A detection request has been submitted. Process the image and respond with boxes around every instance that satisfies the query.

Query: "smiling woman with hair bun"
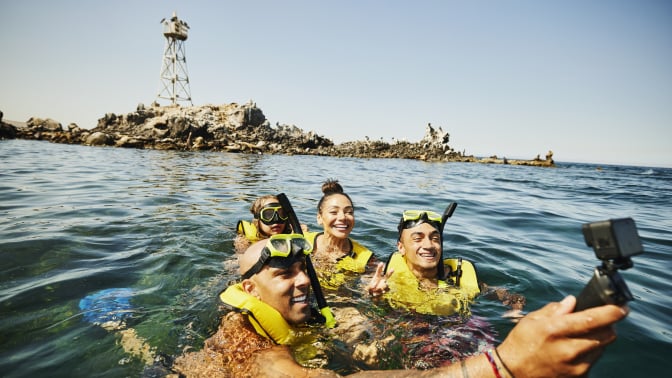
[303,179,377,288]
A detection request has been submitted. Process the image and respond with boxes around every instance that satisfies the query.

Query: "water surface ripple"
[1,139,670,377]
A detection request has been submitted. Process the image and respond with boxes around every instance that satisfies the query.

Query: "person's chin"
[289,305,312,324]
[424,261,440,270]
[425,257,440,265]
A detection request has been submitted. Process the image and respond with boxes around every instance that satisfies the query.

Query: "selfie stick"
[438,202,458,281]
[277,193,336,328]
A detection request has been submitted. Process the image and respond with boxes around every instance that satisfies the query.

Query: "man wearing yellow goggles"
[397,210,443,236]
[238,234,314,333]
[393,209,450,288]
[368,205,525,316]
[366,208,453,298]
[241,234,313,279]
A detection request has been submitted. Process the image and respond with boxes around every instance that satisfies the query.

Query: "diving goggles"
[402,210,442,223]
[241,234,313,279]
[398,210,443,233]
[255,203,289,225]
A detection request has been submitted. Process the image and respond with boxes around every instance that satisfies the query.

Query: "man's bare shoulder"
[208,312,276,359]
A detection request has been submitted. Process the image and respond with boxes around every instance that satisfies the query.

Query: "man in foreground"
[173,234,628,377]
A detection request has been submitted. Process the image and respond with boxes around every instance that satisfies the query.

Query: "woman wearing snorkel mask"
[235,195,305,254]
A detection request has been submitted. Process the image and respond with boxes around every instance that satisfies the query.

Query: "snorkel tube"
[276,193,336,328]
[438,202,458,282]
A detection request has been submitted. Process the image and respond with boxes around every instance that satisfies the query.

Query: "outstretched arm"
[348,296,627,377]
[249,347,340,377]
[185,296,626,377]
[497,295,627,377]
[480,282,526,317]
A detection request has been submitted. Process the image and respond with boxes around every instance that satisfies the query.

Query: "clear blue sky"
[2,1,670,167]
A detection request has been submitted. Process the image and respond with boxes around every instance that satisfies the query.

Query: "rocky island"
[0,103,554,167]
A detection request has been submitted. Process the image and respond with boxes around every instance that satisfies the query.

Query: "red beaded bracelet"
[485,349,503,378]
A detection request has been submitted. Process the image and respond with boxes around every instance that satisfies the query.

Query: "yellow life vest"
[384,252,480,316]
[219,283,294,345]
[236,220,261,243]
[303,232,374,290]
[303,232,373,273]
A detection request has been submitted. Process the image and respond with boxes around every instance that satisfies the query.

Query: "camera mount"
[574,218,644,312]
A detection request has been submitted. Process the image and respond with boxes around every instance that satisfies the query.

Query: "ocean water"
[1,139,670,377]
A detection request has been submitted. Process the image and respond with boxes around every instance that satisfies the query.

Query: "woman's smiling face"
[317,193,354,239]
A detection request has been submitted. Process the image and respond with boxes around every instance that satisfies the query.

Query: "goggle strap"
[241,259,266,279]
[242,235,312,278]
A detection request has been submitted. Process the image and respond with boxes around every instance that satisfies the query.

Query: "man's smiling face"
[398,222,442,279]
[240,240,312,325]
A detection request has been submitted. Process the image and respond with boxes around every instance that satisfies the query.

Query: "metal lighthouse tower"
[156,11,193,106]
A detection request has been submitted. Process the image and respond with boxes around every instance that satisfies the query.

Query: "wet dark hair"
[316,179,354,213]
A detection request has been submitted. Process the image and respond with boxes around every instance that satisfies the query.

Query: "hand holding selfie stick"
[277,193,336,328]
[575,218,644,312]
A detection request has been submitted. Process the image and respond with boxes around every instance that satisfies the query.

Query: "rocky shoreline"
[0,103,554,167]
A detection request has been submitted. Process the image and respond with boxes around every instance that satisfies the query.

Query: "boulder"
[27,117,63,132]
[85,131,113,146]
[0,122,17,139]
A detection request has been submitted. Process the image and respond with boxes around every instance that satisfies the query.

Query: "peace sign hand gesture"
[366,262,393,297]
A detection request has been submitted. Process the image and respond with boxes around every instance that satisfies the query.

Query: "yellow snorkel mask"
[397,210,443,237]
[255,202,290,225]
[241,234,313,279]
